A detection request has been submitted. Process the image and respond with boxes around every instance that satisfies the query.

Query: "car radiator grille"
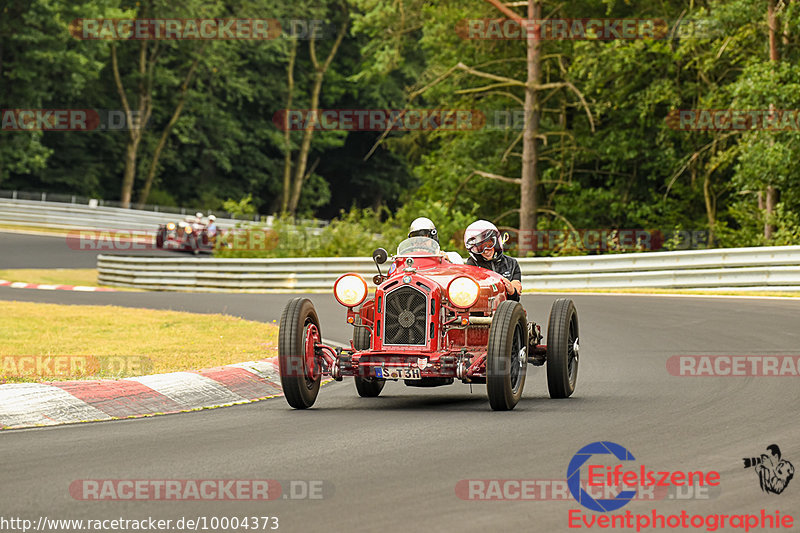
[383,286,427,345]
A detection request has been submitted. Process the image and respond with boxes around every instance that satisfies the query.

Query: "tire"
[546,298,579,399]
[352,316,371,350]
[155,230,165,248]
[486,300,528,411]
[185,234,199,255]
[352,316,384,397]
[279,298,322,409]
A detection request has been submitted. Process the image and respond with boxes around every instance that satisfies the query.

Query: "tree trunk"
[286,10,348,215]
[763,0,779,239]
[112,38,155,208]
[136,51,202,208]
[764,185,777,240]
[518,1,541,255]
[121,138,140,207]
[768,0,779,62]
[111,0,157,208]
[703,171,715,247]
[288,71,323,213]
[280,39,298,214]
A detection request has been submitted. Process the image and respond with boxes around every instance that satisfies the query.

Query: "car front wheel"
[486,300,528,411]
[278,298,322,409]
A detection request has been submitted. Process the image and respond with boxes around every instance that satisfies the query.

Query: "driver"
[408,217,464,264]
[464,220,521,301]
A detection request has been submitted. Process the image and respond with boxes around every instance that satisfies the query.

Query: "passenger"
[464,220,521,301]
[206,214,218,238]
[407,217,464,264]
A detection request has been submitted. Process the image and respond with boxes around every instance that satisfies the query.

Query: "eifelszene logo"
[743,444,794,495]
[568,441,638,512]
[567,441,721,512]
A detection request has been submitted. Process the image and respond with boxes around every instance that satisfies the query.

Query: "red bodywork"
[316,253,543,384]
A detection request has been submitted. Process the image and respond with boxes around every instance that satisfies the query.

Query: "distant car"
[155,219,213,255]
[278,236,581,411]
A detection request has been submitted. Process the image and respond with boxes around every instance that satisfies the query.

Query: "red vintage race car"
[278,236,580,411]
[155,219,214,255]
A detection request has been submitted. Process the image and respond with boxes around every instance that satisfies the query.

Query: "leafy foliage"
[3,0,800,255]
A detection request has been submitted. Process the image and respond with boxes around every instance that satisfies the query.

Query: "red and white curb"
[0,357,287,429]
[0,280,115,292]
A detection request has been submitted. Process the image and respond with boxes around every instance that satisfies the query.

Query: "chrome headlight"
[167,222,175,231]
[334,274,368,307]
[447,276,480,308]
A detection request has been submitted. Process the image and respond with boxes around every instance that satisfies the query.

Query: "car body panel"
[344,238,517,382]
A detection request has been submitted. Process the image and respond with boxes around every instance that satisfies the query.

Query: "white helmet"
[464,219,502,260]
[408,217,439,243]
[208,215,216,222]
[195,212,203,219]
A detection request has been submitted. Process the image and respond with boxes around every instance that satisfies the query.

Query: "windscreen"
[396,236,441,256]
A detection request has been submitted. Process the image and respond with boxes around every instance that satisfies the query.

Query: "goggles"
[468,236,497,254]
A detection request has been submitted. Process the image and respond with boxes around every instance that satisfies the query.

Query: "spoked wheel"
[352,316,384,398]
[546,298,579,399]
[486,300,528,411]
[279,298,322,409]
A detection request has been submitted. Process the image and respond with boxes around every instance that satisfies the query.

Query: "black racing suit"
[466,252,522,301]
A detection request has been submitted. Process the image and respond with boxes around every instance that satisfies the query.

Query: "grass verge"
[0,224,74,236]
[0,268,100,287]
[0,301,278,382]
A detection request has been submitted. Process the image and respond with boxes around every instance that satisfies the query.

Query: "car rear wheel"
[279,298,322,409]
[155,229,165,248]
[352,316,384,397]
[546,298,579,399]
[486,300,528,411]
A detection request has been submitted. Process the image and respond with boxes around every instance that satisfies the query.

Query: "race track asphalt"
[1,234,799,532]
[0,231,201,269]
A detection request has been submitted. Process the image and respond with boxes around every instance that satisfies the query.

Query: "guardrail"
[0,189,255,218]
[96,246,800,292]
[98,255,378,291]
[0,197,256,232]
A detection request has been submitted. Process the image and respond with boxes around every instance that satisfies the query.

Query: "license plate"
[375,366,421,380]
